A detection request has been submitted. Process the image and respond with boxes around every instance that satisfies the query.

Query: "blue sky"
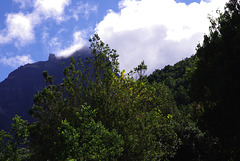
[0,0,228,82]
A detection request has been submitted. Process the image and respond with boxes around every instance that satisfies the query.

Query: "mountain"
[0,47,91,131]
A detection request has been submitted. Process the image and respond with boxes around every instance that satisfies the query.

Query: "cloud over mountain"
[0,0,228,82]
[0,0,95,70]
[56,30,88,57]
[95,0,228,73]
[0,55,33,68]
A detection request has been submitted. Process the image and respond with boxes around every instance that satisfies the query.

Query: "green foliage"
[0,33,178,160]
[53,104,123,161]
[0,115,30,161]
[1,34,199,160]
[101,75,181,160]
[148,56,195,107]
[56,34,181,160]
[133,60,148,80]
[29,69,123,160]
[147,54,222,161]
[190,0,240,159]
[42,70,54,84]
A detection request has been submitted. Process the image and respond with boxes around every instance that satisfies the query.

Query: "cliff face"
[0,48,90,131]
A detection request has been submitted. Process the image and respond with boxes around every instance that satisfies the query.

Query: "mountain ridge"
[0,47,91,131]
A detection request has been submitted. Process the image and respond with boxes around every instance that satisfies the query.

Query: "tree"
[0,115,30,160]
[133,60,148,80]
[148,56,196,107]
[1,34,182,160]
[29,34,181,160]
[30,103,123,161]
[190,0,240,159]
[60,34,181,160]
[29,74,123,160]
[147,56,220,161]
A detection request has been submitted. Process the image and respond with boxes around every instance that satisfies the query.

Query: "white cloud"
[55,30,87,57]
[49,37,62,51]
[71,2,98,20]
[0,54,33,68]
[0,12,34,47]
[0,0,97,49]
[0,0,71,47]
[6,13,35,45]
[95,0,228,74]
[13,0,32,9]
[34,0,71,21]
[41,30,49,43]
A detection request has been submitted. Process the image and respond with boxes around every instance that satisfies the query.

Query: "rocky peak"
[48,53,56,61]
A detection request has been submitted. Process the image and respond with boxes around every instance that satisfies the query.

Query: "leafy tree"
[0,115,30,160]
[58,34,181,160]
[133,60,148,80]
[1,34,182,160]
[29,78,123,160]
[148,56,195,107]
[190,0,240,159]
[147,52,221,161]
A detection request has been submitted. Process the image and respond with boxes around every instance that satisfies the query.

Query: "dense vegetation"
[1,0,240,160]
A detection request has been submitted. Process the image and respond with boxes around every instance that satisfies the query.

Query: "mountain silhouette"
[0,47,91,131]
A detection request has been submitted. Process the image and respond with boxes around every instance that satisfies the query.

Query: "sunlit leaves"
[0,115,30,160]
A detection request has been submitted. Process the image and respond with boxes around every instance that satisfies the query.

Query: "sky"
[0,0,229,82]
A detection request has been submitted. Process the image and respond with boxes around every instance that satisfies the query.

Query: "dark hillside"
[0,47,90,131]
